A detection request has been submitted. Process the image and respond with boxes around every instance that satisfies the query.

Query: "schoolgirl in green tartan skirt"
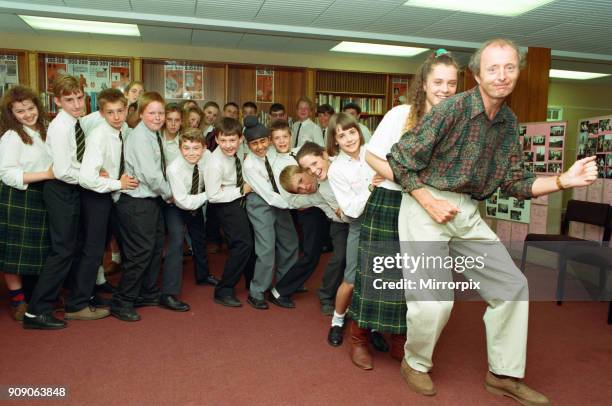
[0,86,54,321]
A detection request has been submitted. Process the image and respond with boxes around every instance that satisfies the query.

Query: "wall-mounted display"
[256,68,274,103]
[0,54,19,98]
[45,56,131,94]
[487,121,566,225]
[164,63,204,100]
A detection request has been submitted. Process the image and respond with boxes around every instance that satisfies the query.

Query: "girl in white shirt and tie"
[0,86,54,322]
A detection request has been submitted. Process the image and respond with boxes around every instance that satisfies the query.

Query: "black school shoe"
[247,295,269,310]
[370,331,390,352]
[214,295,242,307]
[327,325,344,346]
[23,313,67,330]
[268,294,295,309]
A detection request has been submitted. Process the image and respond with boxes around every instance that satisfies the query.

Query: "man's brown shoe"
[64,306,110,320]
[485,372,550,406]
[400,359,436,396]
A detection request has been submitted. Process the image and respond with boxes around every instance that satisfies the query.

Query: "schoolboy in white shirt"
[203,117,254,307]
[242,116,298,310]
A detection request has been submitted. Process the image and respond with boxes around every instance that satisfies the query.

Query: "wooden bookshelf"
[315,70,391,131]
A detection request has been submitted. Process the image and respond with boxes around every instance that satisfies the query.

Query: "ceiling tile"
[63,0,132,11]
[195,0,264,20]
[255,0,335,25]
[312,0,403,30]
[131,0,196,17]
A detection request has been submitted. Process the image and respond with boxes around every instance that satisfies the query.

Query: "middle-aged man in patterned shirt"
[388,38,597,405]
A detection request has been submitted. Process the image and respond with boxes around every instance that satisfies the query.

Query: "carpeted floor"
[0,251,610,406]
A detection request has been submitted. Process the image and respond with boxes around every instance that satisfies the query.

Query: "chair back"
[561,200,612,242]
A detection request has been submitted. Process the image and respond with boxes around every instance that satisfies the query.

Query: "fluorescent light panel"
[549,69,611,80]
[404,0,555,17]
[19,15,140,36]
[331,41,428,57]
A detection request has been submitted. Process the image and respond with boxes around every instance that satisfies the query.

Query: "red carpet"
[0,252,610,405]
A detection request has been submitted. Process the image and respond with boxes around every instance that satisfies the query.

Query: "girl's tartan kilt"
[349,186,407,334]
[0,181,51,275]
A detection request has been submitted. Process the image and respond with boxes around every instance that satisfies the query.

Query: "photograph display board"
[0,54,19,98]
[164,63,204,100]
[576,114,612,179]
[255,68,274,103]
[486,121,566,224]
[45,56,131,94]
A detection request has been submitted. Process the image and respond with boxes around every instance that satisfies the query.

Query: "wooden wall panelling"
[507,47,550,122]
[226,65,306,119]
[271,68,305,118]
[227,65,256,110]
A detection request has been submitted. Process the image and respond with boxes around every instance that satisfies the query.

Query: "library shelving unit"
[315,70,388,131]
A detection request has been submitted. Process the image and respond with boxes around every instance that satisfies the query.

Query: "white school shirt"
[204,146,243,204]
[291,118,324,149]
[121,121,172,200]
[46,109,82,184]
[167,151,210,210]
[365,104,411,191]
[243,149,288,209]
[162,133,181,166]
[317,179,349,223]
[78,120,124,196]
[79,111,105,135]
[0,127,52,190]
[328,147,374,219]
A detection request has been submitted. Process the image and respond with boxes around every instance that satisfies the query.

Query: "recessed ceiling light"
[549,69,611,80]
[19,15,140,36]
[331,41,428,57]
[404,0,555,17]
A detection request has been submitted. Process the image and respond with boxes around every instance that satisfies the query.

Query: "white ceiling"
[0,0,611,74]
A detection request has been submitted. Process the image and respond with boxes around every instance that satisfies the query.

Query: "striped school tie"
[118,131,124,179]
[294,122,302,148]
[235,154,244,194]
[156,131,167,180]
[191,164,199,195]
[75,121,86,162]
[265,156,280,193]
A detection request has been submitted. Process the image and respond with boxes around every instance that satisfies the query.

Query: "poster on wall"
[487,121,566,224]
[391,78,408,107]
[256,68,274,103]
[45,56,130,94]
[164,63,204,100]
[576,114,612,179]
[0,54,19,98]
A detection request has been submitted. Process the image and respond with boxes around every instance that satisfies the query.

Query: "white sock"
[111,251,121,264]
[96,266,107,285]
[331,311,346,327]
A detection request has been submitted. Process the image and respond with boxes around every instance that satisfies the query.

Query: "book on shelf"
[316,93,384,115]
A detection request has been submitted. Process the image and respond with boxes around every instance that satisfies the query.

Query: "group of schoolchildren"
[1,49,464,380]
